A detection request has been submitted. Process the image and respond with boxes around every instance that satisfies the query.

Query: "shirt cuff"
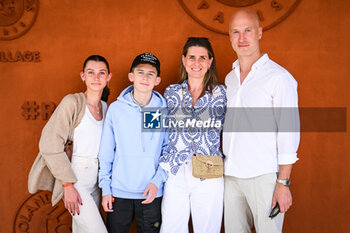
[151,168,168,188]
[278,153,299,165]
[99,183,112,196]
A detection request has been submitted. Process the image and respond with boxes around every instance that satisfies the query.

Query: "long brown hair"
[179,37,221,95]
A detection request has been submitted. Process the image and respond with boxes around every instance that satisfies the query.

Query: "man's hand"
[102,195,114,212]
[272,183,292,213]
[142,183,158,204]
[63,185,82,216]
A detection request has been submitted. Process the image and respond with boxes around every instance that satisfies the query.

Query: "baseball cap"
[130,52,160,76]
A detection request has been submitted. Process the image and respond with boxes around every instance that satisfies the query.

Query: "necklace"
[86,102,101,114]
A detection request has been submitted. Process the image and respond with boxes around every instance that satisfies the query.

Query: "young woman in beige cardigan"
[28,55,111,233]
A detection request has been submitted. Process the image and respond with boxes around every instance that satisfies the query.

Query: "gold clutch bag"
[192,154,224,179]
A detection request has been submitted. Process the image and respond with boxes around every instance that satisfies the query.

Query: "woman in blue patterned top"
[159,37,226,233]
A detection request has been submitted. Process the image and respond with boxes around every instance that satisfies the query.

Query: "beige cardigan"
[28,93,85,206]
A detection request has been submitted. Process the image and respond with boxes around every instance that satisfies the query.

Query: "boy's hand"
[142,183,158,204]
[102,195,114,212]
[63,185,82,216]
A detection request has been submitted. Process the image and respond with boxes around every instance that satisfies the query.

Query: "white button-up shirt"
[223,54,300,178]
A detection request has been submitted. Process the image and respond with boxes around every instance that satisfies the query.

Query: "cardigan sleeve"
[39,94,81,183]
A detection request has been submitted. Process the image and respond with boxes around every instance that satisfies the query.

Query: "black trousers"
[107,197,162,233]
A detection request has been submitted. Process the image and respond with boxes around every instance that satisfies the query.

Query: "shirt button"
[185,161,188,165]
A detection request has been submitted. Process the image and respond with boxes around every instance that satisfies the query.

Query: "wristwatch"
[276,179,291,187]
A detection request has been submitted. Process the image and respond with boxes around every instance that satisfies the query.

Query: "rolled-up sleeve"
[273,72,300,165]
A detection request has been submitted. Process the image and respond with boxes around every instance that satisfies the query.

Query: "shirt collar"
[232,53,269,70]
[252,53,269,69]
[181,79,210,96]
[181,79,212,108]
[181,79,189,90]
[232,59,240,69]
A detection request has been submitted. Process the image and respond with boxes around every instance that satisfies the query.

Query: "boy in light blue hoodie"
[98,53,168,233]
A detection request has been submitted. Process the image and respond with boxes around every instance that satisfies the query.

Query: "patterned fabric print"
[159,81,227,175]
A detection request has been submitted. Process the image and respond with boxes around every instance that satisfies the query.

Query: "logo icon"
[177,0,302,35]
[143,110,162,129]
[14,191,72,233]
[0,0,39,40]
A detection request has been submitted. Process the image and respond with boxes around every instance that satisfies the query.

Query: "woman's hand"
[63,184,82,216]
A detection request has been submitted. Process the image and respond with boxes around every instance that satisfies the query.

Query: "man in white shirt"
[223,9,300,233]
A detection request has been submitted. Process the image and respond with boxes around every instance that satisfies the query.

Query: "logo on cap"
[140,53,158,65]
[131,52,161,75]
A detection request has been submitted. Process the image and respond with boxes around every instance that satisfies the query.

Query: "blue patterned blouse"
[159,81,227,175]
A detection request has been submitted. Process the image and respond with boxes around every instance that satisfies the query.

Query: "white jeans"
[224,173,284,233]
[71,155,107,233]
[160,159,224,233]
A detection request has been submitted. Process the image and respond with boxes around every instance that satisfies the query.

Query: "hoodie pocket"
[112,154,156,192]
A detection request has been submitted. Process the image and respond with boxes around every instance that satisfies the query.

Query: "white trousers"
[71,155,107,233]
[160,159,224,233]
[224,173,284,233]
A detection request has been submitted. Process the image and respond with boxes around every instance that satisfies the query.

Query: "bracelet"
[62,182,74,188]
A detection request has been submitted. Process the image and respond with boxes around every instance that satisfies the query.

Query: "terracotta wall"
[1,0,349,232]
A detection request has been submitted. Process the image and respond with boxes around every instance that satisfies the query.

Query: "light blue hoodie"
[98,85,168,199]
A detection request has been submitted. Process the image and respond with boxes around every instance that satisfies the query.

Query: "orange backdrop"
[1,0,349,232]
